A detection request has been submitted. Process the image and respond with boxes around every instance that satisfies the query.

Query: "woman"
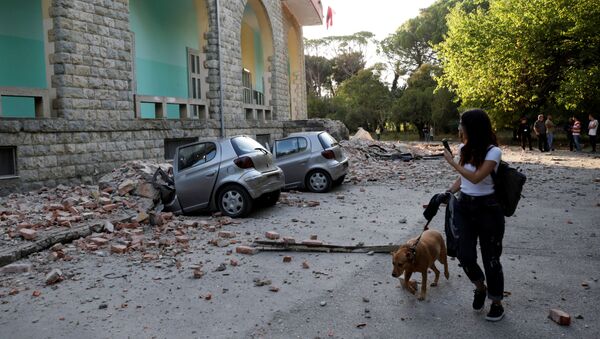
[443,109,505,322]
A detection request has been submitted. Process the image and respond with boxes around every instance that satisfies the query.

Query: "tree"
[436,0,600,125]
[305,55,333,97]
[335,68,391,131]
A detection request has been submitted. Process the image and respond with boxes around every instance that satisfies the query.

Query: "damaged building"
[0,0,329,195]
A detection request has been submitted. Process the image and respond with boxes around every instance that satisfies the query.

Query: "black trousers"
[455,193,505,301]
[590,135,597,152]
[520,133,532,150]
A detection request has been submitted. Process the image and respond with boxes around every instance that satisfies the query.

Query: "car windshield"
[231,136,267,156]
[318,132,338,149]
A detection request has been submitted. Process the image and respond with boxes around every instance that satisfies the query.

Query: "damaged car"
[156,136,284,218]
[272,131,348,193]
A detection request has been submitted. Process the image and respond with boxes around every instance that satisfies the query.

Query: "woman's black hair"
[459,109,498,168]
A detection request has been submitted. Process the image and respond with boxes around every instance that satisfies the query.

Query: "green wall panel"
[130,0,199,98]
[0,0,46,118]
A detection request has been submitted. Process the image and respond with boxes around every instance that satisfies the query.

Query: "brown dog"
[391,230,449,300]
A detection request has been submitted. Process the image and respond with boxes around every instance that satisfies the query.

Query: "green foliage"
[335,69,392,131]
[436,0,600,125]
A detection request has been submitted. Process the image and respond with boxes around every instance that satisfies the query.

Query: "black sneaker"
[486,303,505,322]
[472,287,486,311]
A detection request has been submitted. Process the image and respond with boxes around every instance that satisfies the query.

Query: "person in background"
[375,126,381,141]
[443,109,506,322]
[572,116,582,152]
[517,117,532,151]
[430,125,435,141]
[423,125,430,141]
[588,114,598,153]
[533,114,548,152]
[545,115,555,151]
[565,117,575,151]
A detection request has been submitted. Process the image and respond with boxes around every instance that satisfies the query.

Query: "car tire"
[306,170,332,193]
[333,175,346,187]
[217,184,253,218]
[259,189,281,207]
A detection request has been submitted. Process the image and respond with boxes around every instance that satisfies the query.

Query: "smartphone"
[442,139,452,156]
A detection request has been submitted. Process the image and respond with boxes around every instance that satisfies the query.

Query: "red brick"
[265,231,280,240]
[549,309,571,326]
[90,237,109,246]
[19,228,37,240]
[283,256,292,263]
[110,244,128,254]
[235,246,258,255]
[229,259,239,266]
[302,261,310,269]
[310,234,318,240]
[218,231,236,238]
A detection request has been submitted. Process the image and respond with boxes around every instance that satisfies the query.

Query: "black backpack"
[491,160,526,217]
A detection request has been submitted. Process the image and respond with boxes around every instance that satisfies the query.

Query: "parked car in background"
[162,136,284,218]
[272,131,348,193]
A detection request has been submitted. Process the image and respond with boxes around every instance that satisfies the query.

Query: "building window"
[0,146,17,178]
[164,138,198,161]
[242,69,253,104]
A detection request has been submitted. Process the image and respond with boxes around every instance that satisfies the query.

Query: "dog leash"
[409,219,432,260]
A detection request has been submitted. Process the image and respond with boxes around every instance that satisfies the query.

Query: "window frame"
[0,146,18,179]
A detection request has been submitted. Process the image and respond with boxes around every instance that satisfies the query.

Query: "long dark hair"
[459,109,498,168]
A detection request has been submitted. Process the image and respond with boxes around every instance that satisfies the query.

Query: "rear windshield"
[231,136,267,156]
[318,132,338,149]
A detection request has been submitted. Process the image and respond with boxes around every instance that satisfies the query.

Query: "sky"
[303,0,438,84]
[303,0,438,41]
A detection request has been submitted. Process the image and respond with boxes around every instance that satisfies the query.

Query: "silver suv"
[272,131,348,193]
[164,136,284,218]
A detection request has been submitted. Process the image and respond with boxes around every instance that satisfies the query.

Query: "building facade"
[0,0,323,194]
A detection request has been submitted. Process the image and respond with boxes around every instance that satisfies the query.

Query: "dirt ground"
[0,142,598,338]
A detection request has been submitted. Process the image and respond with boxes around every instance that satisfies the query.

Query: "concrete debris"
[45,268,63,285]
[1,263,33,274]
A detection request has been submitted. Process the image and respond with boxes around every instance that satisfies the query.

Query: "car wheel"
[217,185,253,218]
[306,170,332,193]
[260,189,281,207]
[333,175,346,187]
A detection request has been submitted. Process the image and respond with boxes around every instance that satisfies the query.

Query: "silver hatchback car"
[163,136,284,218]
[272,131,348,193]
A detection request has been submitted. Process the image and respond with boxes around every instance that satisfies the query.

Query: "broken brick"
[309,234,318,240]
[19,228,37,240]
[207,226,216,232]
[302,261,310,269]
[218,231,236,238]
[176,235,190,243]
[265,231,280,240]
[45,268,63,285]
[283,256,292,263]
[90,237,109,246]
[32,290,42,297]
[110,244,128,254]
[549,309,571,326]
[236,246,258,255]
[102,204,119,212]
[282,236,296,244]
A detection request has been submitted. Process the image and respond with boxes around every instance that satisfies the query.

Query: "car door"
[273,137,310,188]
[173,141,220,213]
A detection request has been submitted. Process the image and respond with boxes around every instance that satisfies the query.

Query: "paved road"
[1,156,598,338]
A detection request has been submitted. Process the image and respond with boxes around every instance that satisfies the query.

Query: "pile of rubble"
[340,137,449,184]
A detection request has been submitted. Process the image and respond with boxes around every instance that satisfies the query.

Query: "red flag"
[326,6,333,29]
